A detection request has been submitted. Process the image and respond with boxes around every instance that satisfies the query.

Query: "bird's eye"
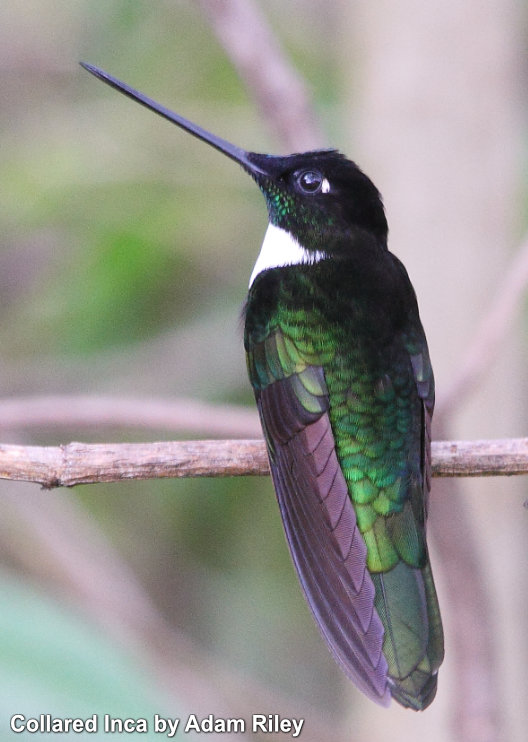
[295,169,324,194]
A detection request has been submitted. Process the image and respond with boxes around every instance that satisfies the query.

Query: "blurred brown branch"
[0,395,261,438]
[198,0,325,150]
[0,486,344,742]
[1,437,528,489]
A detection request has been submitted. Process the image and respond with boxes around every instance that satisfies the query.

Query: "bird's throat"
[249,223,326,287]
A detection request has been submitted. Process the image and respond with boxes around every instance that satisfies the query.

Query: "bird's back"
[245,256,444,709]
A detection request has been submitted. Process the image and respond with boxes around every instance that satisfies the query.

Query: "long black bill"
[80,62,267,175]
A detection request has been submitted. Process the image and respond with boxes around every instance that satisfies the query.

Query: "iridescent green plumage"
[245,251,443,708]
[80,63,444,709]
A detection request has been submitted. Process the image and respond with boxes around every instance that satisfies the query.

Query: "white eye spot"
[321,178,330,193]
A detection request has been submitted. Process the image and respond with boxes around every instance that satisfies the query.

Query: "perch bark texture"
[0,437,527,489]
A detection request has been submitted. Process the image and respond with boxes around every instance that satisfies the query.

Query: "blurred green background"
[0,2,526,741]
[0,3,347,740]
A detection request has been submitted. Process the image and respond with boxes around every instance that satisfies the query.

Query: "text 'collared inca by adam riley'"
[10,713,305,737]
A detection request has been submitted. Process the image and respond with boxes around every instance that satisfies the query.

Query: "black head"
[246,150,388,254]
[81,63,388,255]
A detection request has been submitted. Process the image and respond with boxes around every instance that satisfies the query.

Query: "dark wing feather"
[245,270,443,709]
[257,376,390,705]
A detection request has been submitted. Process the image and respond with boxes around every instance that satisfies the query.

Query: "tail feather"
[372,560,444,710]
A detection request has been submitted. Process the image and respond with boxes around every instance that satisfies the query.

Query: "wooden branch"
[0,440,269,489]
[1,437,528,489]
[431,437,528,477]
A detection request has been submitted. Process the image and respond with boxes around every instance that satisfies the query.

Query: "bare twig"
[0,437,528,489]
[0,395,261,438]
[431,437,528,477]
[0,439,269,488]
[198,0,325,150]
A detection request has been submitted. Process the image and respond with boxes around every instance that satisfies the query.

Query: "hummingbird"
[81,62,444,710]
